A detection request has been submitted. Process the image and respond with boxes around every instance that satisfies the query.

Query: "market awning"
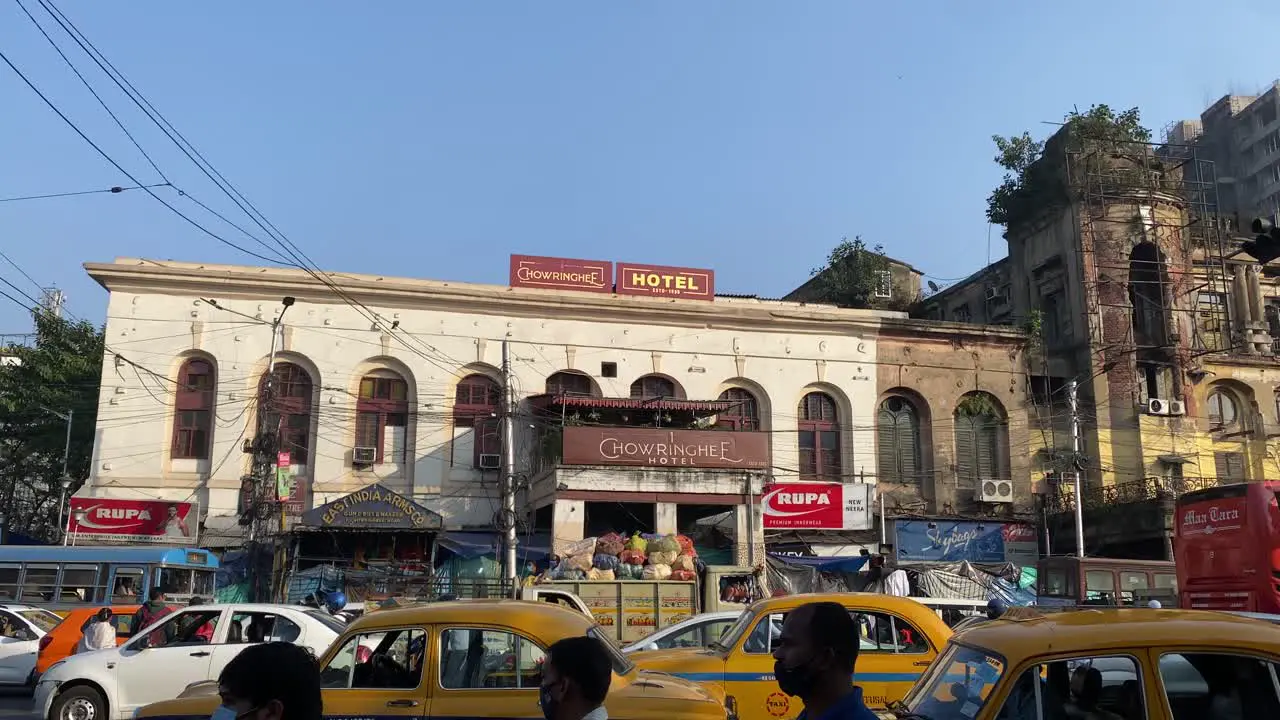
[527,393,737,413]
[300,483,443,531]
[435,531,551,561]
[767,553,869,573]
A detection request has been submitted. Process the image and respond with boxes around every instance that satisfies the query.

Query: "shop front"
[288,483,444,605]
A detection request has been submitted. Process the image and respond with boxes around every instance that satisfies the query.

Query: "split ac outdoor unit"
[1147,398,1172,416]
[352,446,377,465]
[478,453,502,470]
[976,479,1014,503]
[1167,400,1186,416]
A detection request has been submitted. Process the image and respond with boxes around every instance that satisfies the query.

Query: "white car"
[622,610,743,653]
[34,603,343,720]
[0,603,61,686]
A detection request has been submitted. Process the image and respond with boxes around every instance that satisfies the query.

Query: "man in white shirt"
[75,607,116,654]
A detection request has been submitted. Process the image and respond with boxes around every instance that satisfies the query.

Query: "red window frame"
[717,388,760,431]
[356,375,409,464]
[798,392,841,480]
[630,375,676,399]
[260,362,313,464]
[455,375,502,467]
[172,358,215,460]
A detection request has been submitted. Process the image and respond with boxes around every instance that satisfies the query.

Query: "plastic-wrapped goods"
[618,563,645,580]
[564,554,592,572]
[648,550,678,567]
[669,569,696,582]
[560,569,588,581]
[586,567,616,581]
[593,553,620,570]
[675,534,697,556]
[561,537,598,559]
[620,549,647,566]
[642,564,673,580]
[671,554,696,573]
[596,533,626,556]
[650,535,680,554]
[624,533,648,552]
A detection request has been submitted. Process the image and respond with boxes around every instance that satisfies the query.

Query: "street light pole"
[58,478,72,546]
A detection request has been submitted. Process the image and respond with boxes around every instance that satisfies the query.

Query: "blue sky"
[2,1,1277,331]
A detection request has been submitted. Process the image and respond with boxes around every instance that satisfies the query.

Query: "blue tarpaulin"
[435,531,552,562]
[766,553,869,573]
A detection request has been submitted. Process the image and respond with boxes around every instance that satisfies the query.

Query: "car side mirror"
[645,643,658,651]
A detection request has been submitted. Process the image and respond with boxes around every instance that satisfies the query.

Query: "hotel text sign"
[615,262,715,301]
[562,427,769,469]
[509,255,612,293]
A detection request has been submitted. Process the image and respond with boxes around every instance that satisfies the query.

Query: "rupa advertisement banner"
[761,483,873,530]
[68,498,196,544]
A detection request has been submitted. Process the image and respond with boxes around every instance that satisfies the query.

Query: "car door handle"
[189,651,211,657]
[386,700,420,708]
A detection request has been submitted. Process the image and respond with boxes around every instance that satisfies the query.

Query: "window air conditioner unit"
[1146,398,1171,416]
[976,479,1014,503]
[1167,400,1186,416]
[352,446,377,465]
[477,453,502,470]
[985,286,1002,301]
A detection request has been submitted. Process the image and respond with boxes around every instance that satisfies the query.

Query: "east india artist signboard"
[301,483,443,530]
[561,427,769,469]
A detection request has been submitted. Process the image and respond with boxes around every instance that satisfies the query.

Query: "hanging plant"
[956,392,1001,418]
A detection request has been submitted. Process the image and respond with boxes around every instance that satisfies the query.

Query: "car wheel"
[51,685,106,720]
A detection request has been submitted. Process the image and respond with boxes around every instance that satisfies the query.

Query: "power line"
[0,183,168,204]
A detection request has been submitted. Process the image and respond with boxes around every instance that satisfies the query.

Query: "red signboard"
[510,255,612,293]
[615,262,715,301]
[68,497,196,544]
[561,427,770,469]
[1177,496,1247,539]
[761,483,872,530]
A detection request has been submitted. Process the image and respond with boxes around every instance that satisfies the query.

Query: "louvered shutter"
[901,411,919,484]
[955,416,976,486]
[1215,452,1245,482]
[976,416,997,479]
[877,408,897,481]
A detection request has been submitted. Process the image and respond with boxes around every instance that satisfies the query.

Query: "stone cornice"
[87,258,912,336]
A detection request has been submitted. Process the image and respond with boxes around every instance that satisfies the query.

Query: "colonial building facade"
[81,257,1029,561]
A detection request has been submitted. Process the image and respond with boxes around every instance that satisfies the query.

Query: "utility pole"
[500,339,517,592]
[247,297,294,601]
[1068,379,1085,558]
[39,406,74,544]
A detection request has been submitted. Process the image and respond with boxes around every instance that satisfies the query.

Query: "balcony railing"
[1043,476,1223,513]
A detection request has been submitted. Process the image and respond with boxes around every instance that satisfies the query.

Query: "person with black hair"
[540,636,612,720]
[215,641,322,720]
[772,601,878,720]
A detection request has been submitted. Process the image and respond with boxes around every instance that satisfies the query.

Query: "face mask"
[539,682,560,720]
[211,706,258,720]
[774,658,817,698]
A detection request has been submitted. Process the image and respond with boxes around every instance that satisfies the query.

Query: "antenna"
[39,288,65,319]
[927,280,940,292]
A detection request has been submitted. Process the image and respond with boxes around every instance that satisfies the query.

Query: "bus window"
[21,566,59,603]
[1039,567,1076,597]
[193,569,215,597]
[60,565,102,603]
[111,567,145,601]
[1085,570,1117,604]
[1154,573,1177,592]
[156,567,194,595]
[1119,571,1149,605]
[0,565,19,600]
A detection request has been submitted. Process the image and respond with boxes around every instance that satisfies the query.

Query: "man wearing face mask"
[772,601,878,720]
[214,641,322,720]
[539,636,612,720]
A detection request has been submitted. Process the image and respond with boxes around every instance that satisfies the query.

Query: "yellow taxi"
[135,600,732,720]
[891,607,1280,719]
[628,592,953,719]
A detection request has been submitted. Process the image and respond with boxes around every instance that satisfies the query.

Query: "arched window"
[878,396,921,485]
[798,392,840,480]
[455,374,502,467]
[260,362,313,465]
[1129,242,1169,347]
[546,371,595,396]
[1208,388,1239,427]
[631,375,676,399]
[954,393,1006,486]
[717,388,760,431]
[356,371,409,464]
[172,358,215,460]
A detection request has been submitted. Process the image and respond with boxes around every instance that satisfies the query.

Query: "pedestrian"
[132,588,174,646]
[74,607,116,654]
[215,641,322,720]
[539,636,612,720]
[986,598,1008,621]
[188,596,215,642]
[771,601,878,720]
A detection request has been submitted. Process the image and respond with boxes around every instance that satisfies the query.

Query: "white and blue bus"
[0,546,218,612]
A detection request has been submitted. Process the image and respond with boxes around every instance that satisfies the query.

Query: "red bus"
[1174,481,1280,613]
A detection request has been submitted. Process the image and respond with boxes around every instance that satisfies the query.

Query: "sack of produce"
[620,549,647,566]
[669,569,696,582]
[560,568,587,581]
[593,553,620,570]
[650,534,680,554]
[671,554,696,572]
[561,537,598,559]
[594,568,615,581]
[619,563,645,580]
[624,533,648,552]
[564,553,592,572]
[648,550,678,566]
[596,533,626,556]
[675,534,697,556]
[642,563,673,580]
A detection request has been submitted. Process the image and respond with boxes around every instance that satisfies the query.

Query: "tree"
[986,104,1152,227]
[809,236,893,309]
[0,311,104,540]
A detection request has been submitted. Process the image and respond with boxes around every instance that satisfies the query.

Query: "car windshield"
[305,609,347,634]
[589,626,635,675]
[904,643,1006,719]
[21,609,61,633]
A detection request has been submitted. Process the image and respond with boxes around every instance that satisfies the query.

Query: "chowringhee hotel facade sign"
[508,254,715,302]
[561,427,770,469]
